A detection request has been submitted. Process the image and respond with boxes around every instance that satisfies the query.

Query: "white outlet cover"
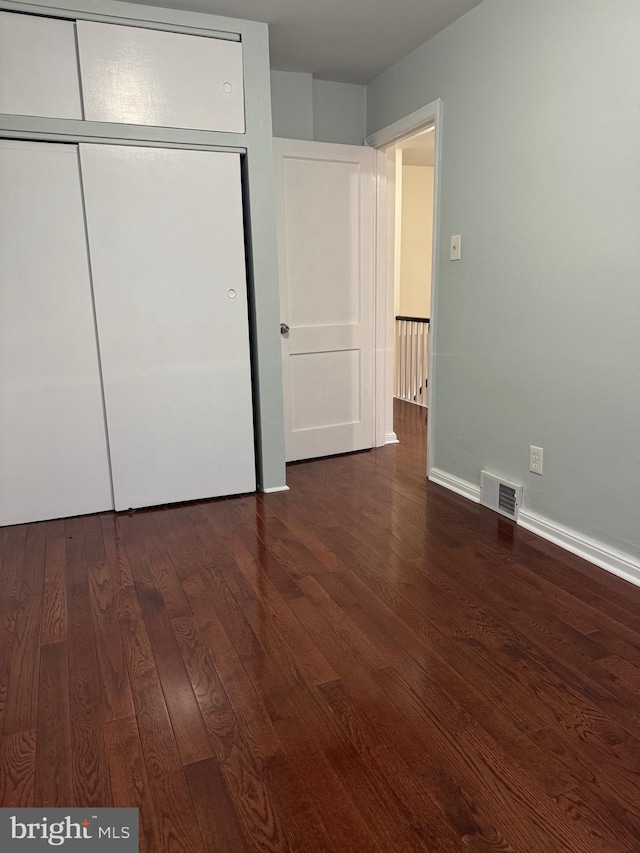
[529,445,543,475]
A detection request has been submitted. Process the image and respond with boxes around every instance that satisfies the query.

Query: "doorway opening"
[368,99,441,471]
[391,126,435,422]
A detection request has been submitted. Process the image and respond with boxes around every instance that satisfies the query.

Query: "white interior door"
[79,145,255,511]
[274,138,375,462]
[0,140,113,525]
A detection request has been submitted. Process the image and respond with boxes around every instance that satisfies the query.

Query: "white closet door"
[76,21,245,133]
[0,141,113,526]
[79,145,255,511]
[0,11,82,119]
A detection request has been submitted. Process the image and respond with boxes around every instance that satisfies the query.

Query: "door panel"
[76,21,245,133]
[0,140,112,525]
[274,138,375,462]
[0,11,82,120]
[79,145,255,510]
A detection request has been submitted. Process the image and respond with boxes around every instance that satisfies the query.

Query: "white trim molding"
[384,432,400,445]
[261,485,290,494]
[429,466,640,589]
[374,148,391,447]
[365,99,441,150]
[518,510,640,588]
[428,468,481,503]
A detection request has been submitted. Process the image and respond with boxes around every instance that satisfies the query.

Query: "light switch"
[450,235,461,261]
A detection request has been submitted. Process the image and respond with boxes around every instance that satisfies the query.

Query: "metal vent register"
[480,471,523,521]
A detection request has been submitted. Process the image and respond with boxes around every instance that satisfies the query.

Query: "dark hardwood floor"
[1,398,640,850]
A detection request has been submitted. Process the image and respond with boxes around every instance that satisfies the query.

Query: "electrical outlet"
[529,445,543,475]
[450,235,461,261]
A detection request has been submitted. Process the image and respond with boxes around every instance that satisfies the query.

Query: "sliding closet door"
[0,140,113,526]
[79,145,255,510]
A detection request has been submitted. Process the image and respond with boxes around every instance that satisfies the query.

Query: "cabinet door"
[0,11,82,119]
[79,145,255,510]
[76,21,245,133]
[0,141,113,526]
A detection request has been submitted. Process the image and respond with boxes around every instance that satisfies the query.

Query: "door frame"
[367,98,442,473]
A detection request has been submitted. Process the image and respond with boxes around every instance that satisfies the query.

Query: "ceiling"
[132,0,485,84]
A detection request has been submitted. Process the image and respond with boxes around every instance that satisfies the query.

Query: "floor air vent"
[480,471,523,521]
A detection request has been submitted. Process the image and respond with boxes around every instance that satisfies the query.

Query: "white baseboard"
[428,467,480,503]
[518,509,640,589]
[261,485,290,494]
[429,466,640,589]
[384,432,400,445]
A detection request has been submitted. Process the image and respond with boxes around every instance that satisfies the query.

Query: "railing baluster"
[394,315,430,408]
[412,322,420,403]
[403,321,408,401]
[418,323,423,406]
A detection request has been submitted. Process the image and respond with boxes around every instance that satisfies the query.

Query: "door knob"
[280,323,290,335]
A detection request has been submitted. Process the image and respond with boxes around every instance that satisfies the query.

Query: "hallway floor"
[1,400,639,850]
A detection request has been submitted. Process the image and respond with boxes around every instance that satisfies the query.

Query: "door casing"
[367,98,443,474]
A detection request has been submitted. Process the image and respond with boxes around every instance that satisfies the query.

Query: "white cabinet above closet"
[76,21,245,133]
[0,11,82,119]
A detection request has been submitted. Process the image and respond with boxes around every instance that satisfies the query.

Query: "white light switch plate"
[450,235,461,261]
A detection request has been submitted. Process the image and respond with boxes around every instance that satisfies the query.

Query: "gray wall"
[270,70,313,140]
[271,71,366,145]
[368,0,640,560]
[312,79,366,146]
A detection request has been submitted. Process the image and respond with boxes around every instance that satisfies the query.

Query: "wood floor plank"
[0,611,16,738]
[0,729,36,806]
[103,716,158,853]
[376,665,610,853]
[178,505,270,671]
[172,614,288,851]
[65,517,111,807]
[120,513,212,767]
[35,642,72,806]
[84,516,135,722]
[41,520,67,645]
[2,595,42,736]
[185,757,252,853]
[189,605,332,853]
[553,786,640,853]
[0,526,27,613]
[133,682,205,853]
[102,516,158,693]
[317,678,464,851]
[248,661,387,852]
[22,522,45,601]
[172,613,282,765]
[134,512,192,620]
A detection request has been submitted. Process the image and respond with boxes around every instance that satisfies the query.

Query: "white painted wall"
[399,164,433,318]
[367,0,640,562]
